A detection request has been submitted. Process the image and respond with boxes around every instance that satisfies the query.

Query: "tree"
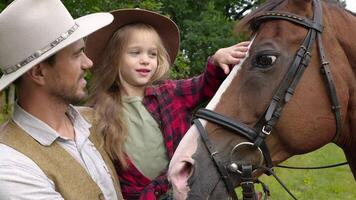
[0,0,349,83]
[161,0,246,75]
[60,0,255,77]
[2,0,348,77]
[0,1,7,10]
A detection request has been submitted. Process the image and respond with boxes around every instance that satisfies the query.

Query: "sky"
[345,0,356,12]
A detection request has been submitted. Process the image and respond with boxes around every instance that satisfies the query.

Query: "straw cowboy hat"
[85,8,180,67]
[0,0,114,91]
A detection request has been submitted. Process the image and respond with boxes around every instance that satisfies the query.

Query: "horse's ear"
[287,0,314,18]
[290,0,312,3]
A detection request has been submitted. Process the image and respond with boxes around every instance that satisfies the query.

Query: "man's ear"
[26,63,47,86]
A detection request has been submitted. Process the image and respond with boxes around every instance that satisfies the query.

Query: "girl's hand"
[211,41,250,74]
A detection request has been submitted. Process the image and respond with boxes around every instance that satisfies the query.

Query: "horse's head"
[169,0,356,199]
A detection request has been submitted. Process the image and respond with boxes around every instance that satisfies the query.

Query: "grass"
[236,144,356,199]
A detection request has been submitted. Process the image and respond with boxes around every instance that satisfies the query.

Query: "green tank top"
[122,96,169,179]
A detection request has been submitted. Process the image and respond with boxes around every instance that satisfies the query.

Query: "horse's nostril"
[169,160,194,198]
[179,161,193,178]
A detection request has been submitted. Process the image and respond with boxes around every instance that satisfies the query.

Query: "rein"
[193,0,344,199]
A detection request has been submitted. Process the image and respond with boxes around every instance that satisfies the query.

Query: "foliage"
[0,0,350,78]
[0,0,351,109]
[167,1,242,75]
[61,0,258,78]
[62,0,164,18]
[170,52,191,79]
[0,1,355,197]
[253,144,356,199]
[0,2,5,11]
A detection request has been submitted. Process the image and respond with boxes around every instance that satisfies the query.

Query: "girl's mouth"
[136,69,151,76]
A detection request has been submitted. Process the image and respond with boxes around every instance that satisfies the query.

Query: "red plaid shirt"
[117,58,227,200]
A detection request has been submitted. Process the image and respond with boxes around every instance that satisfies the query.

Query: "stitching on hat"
[2,23,79,75]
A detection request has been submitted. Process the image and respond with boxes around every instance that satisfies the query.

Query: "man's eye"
[74,48,85,57]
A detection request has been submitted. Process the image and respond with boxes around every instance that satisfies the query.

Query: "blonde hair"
[89,23,170,169]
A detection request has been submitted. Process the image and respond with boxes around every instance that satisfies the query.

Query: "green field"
[237,144,355,199]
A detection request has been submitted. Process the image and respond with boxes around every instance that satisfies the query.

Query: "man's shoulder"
[0,143,24,161]
[73,106,94,114]
[0,120,9,132]
[0,143,40,170]
[0,120,15,140]
[0,123,48,178]
[0,144,58,199]
[73,106,95,123]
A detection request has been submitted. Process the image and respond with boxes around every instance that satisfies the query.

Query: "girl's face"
[119,29,159,96]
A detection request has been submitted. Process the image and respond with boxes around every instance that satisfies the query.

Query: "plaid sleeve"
[119,159,170,200]
[138,173,169,200]
[173,57,227,111]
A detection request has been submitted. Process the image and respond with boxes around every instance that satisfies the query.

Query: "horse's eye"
[255,55,277,68]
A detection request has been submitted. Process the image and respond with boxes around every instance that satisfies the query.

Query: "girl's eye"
[254,54,277,68]
[149,52,157,58]
[129,51,139,55]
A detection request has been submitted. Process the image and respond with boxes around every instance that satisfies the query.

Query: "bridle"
[192,0,343,199]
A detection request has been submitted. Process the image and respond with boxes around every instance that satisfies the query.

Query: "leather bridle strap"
[241,165,257,200]
[193,118,238,200]
[191,0,342,199]
[251,1,323,149]
[317,35,342,142]
[195,108,273,170]
[252,0,341,144]
[251,11,323,32]
[253,28,317,148]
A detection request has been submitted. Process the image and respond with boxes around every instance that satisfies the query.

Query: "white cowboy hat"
[0,0,114,91]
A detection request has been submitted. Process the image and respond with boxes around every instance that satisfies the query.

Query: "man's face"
[44,39,93,104]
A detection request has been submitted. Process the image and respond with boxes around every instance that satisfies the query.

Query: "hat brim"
[85,9,180,68]
[0,12,114,91]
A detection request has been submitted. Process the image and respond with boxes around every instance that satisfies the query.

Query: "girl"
[86,8,249,200]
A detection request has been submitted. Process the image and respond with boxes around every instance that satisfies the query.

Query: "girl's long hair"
[88,23,170,169]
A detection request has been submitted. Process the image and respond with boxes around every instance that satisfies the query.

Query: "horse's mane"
[235,0,356,34]
[235,0,285,33]
[346,10,356,17]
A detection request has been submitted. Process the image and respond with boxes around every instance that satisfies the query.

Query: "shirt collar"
[12,103,91,146]
[144,85,157,96]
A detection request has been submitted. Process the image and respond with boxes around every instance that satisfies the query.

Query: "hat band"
[2,23,79,75]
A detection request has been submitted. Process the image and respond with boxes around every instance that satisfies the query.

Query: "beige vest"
[0,107,123,200]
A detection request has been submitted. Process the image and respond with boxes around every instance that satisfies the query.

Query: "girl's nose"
[139,54,151,64]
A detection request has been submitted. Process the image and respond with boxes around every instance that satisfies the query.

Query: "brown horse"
[168,0,356,199]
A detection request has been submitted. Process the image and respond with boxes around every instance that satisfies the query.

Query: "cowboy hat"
[85,8,180,67]
[0,0,114,91]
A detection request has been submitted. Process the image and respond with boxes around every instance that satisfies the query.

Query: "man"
[0,0,122,199]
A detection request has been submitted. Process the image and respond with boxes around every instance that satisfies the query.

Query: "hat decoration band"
[2,23,80,75]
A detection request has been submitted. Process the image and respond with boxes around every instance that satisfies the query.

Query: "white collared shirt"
[0,104,118,200]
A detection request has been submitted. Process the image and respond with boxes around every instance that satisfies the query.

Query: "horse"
[168,0,356,199]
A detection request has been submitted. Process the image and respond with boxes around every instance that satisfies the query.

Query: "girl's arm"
[172,41,250,111]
